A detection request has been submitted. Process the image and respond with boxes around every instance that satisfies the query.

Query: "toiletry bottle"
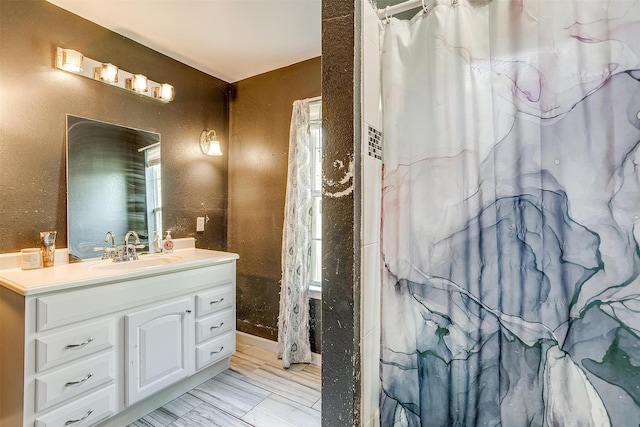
[163,231,174,253]
[152,231,160,253]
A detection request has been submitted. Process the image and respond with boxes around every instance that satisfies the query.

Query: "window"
[145,144,162,250]
[309,100,322,291]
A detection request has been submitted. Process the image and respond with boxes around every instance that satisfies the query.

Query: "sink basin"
[86,256,182,271]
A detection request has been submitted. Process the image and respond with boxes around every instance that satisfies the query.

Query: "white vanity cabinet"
[0,249,237,427]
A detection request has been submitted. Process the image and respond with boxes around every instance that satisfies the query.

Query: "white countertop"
[0,248,239,296]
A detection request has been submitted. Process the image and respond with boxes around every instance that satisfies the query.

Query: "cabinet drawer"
[35,352,115,412]
[195,308,234,344]
[195,332,235,371]
[35,384,116,427]
[195,285,234,318]
[36,319,115,372]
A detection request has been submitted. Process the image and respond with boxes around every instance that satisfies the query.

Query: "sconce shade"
[56,48,84,72]
[153,83,174,102]
[127,74,148,93]
[200,130,223,156]
[95,63,118,83]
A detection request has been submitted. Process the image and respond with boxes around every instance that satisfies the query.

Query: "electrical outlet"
[196,216,205,232]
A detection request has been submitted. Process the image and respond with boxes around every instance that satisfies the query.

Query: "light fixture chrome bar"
[55,47,174,103]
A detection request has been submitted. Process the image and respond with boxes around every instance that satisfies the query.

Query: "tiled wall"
[361,2,383,427]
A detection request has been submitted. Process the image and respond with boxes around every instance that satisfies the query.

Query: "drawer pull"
[210,346,224,355]
[65,372,93,387]
[210,322,224,330]
[65,337,94,349]
[209,298,224,305]
[65,409,93,425]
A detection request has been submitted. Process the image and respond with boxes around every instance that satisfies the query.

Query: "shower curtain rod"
[377,0,423,19]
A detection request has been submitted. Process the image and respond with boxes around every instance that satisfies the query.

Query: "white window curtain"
[278,99,313,368]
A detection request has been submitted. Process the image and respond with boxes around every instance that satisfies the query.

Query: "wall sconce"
[200,130,223,156]
[56,48,84,72]
[127,74,149,92]
[54,47,174,103]
[95,63,118,83]
[153,83,174,102]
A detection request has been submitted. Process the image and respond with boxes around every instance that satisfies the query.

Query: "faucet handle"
[94,246,115,260]
[112,245,125,262]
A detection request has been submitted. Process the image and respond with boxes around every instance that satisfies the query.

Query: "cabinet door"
[125,298,194,405]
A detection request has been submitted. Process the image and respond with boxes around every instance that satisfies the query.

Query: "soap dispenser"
[163,231,174,253]
[152,231,160,253]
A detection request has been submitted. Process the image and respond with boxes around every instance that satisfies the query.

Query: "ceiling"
[46,0,322,83]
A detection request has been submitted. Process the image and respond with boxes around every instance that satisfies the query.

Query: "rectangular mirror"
[66,115,161,261]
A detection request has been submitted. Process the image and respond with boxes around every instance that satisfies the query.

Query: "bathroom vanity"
[0,242,238,427]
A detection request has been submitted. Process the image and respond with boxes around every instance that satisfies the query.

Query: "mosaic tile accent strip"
[367,125,382,160]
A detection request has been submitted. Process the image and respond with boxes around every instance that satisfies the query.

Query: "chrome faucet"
[101,231,116,260]
[124,231,141,261]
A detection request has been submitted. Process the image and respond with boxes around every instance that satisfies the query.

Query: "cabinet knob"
[186,310,192,314]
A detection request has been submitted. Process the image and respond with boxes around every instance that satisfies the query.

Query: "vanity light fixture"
[54,47,174,103]
[153,83,174,102]
[127,74,149,93]
[56,48,84,72]
[200,130,223,156]
[95,63,119,83]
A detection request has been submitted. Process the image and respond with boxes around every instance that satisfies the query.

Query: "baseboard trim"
[236,331,322,366]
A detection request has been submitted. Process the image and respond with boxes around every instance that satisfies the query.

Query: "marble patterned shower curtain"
[380,1,640,425]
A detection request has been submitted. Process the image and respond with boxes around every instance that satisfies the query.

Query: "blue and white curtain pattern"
[380,1,640,425]
[278,99,313,368]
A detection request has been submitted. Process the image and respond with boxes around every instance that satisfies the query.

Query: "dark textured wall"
[0,0,229,253]
[228,58,322,341]
[322,1,361,426]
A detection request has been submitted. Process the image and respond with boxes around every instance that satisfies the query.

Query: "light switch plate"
[196,216,205,232]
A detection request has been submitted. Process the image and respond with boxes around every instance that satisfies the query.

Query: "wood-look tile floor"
[128,343,321,427]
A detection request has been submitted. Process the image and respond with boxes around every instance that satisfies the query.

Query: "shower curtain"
[380,1,640,426]
[278,99,312,368]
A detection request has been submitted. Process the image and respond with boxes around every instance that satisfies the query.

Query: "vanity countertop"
[0,248,239,296]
